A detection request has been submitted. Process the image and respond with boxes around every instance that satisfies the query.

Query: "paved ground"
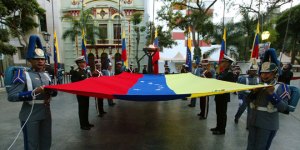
[1,90,300,150]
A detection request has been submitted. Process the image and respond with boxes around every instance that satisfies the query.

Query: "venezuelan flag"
[218,28,226,64]
[53,31,60,75]
[122,30,128,68]
[186,30,192,72]
[81,29,88,64]
[251,22,260,63]
[45,72,267,101]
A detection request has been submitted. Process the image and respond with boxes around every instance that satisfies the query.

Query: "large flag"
[152,28,160,74]
[81,29,88,64]
[251,22,260,64]
[53,31,60,76]
[46,72,267,101]
[186,29,192,72]
[122,30,128,68]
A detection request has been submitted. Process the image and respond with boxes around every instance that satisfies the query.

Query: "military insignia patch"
[35,48,45,57]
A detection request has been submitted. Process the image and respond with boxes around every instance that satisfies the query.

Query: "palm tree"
[62,9,98,57]
[130,12,146,72]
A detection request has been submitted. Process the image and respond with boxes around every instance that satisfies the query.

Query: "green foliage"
[130,12,143,25]
[156,0,217,60]
[0,0,44,55]
[146,22,177,51]
[275,4,300,64]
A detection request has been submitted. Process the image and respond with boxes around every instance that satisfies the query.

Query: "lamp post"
[143,45,159,74]
[42,32,51,64]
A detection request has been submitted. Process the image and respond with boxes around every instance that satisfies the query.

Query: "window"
[99,24,107,39]
[113,24,121,44]
[39,14,47,32]
[19,47,26,60]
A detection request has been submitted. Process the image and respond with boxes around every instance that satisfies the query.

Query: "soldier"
[92,63,107,117]
[8,35,57,150]
[142,65,148,74]
[180,64,187,73]
[247,62,290,150]
[198,59,214,119]
[71,56,94,130]
[234,65,260,127]
[115,61,124,75]
[126,64,135,73]
[210,55,235,135]
[188,63,203,107]
[278,63,293,85]
[164,65,170,74]
[102,63,116,107]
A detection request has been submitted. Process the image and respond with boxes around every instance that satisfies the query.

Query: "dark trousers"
[215,98,228,131]
[200,96,209,118]
[96,98,104,114]
[247,126,277,150]
[108,99,114,106]
[76,95,90,127]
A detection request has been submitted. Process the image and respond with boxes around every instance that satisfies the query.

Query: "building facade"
[61,0,149,72]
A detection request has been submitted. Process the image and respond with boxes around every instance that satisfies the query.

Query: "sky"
[148,0,300,25]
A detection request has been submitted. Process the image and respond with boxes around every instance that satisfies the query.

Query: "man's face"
[30,58,46,71]
[248,70,257,76]
[283,64,289,70]
[78,62,86,69]
[96,64,101,70]
[220,61,230,69]
[108,66,112,70]
[260,72,275,83]
[202,64,208,70]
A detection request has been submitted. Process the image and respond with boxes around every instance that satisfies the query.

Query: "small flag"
[251,22,260,64]
[53,31,60,76]
[186,28,192,72]
[122,30,128,68]
[218,28,226,64]
[218,28,226,72]
[82,29,88,64]
[152,28,160,74]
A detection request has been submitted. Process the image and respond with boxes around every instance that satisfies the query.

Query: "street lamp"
[42,32,51,64]
[143,45,159,74]
[261,31,270,41]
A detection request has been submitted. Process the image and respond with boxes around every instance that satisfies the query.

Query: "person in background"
[234,65,260,128]
[188,63,203,107]
[71,56,94,130]
[278,63,293,85]
[115,61,124,75]
[102,63,116,107]
[92,62,107,117]
[198,59,213,120]
[8,37,57,150]
[142,65,148,74]
[164,65,170,74]
[210,55,235,135]
[180,64,187,73]
[126,64,135,73]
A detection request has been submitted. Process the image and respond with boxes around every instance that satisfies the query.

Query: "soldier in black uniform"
[70,56,94,130]
[210,55,235,135]
[142,65,148,74]
[115,61,124,75]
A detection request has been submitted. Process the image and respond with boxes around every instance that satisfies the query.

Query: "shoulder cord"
[8,72,43,150]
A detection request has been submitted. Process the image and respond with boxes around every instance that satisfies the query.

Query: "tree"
[145,22,177,51]
[62,8,98,57]
[276,4,300,64]
[0,0,45,55]
[210,10,257,61]
[156,0,217,62]
[130,12,146,71]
